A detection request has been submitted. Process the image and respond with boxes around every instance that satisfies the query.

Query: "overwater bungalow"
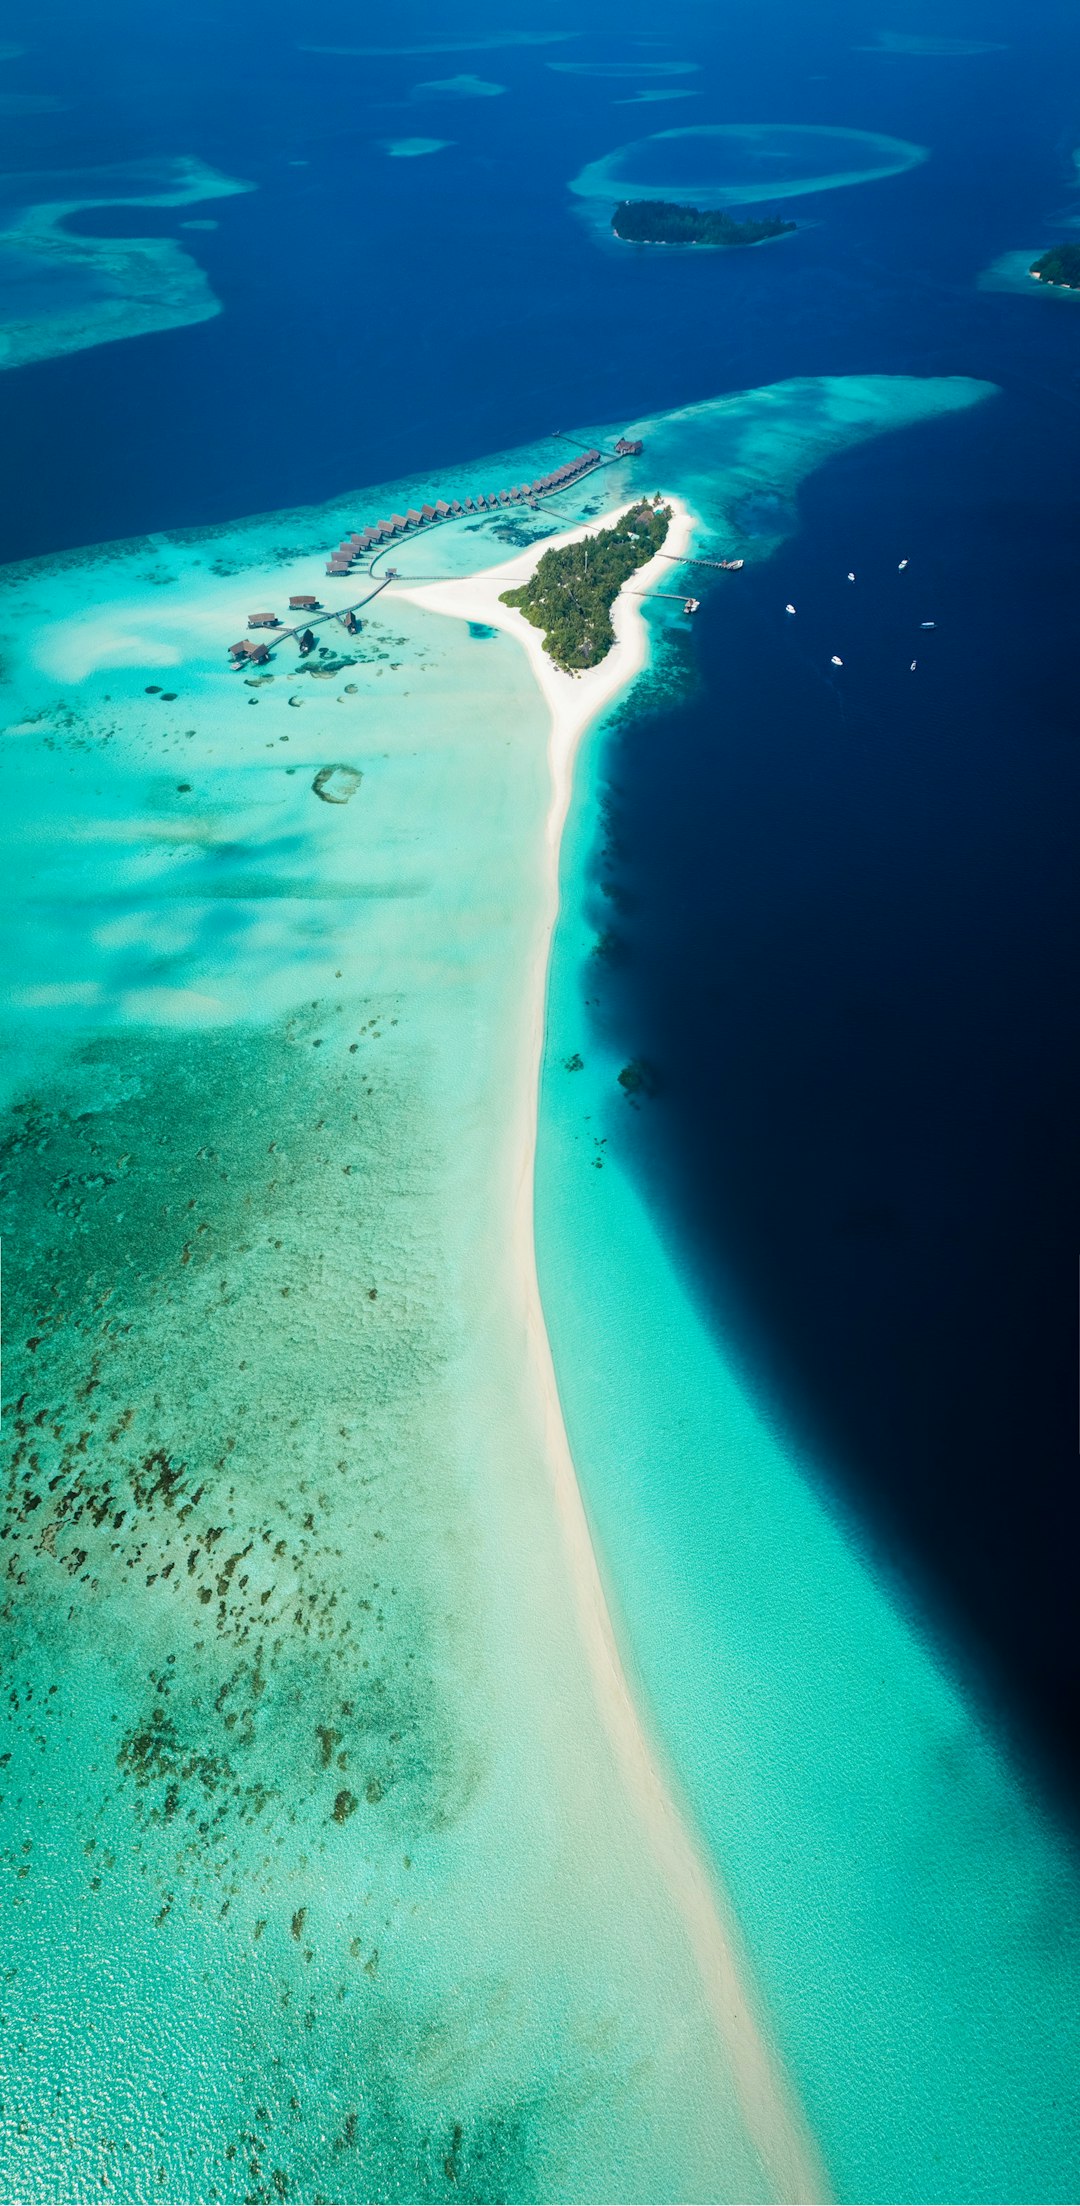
[247,611,280,629]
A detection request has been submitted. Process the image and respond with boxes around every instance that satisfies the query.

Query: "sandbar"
[397,505,830,2204]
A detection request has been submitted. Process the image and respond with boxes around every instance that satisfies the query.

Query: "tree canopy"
[612,199,795,247]
[500,500,671,671]
[1030,242,1080,290]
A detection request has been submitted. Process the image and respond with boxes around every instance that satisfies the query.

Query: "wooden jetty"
[323,442,616,583]
[229,576,394,667]
[223,432,654,664]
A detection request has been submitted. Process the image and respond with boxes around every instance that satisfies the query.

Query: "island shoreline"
[397,510,831,2206]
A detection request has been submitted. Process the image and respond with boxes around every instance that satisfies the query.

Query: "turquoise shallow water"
[2,377,1079,2202]
[0,430,787,2204]
[536,385,1080,2201]
[0,159,251,373]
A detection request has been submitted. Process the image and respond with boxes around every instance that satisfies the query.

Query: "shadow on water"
[593,390,1080,1820]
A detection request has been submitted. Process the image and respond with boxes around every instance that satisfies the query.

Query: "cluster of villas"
[225,437,646,660]
[324,441,642,577]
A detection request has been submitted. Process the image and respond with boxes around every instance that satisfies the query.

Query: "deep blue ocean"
[3,0,1079,1808]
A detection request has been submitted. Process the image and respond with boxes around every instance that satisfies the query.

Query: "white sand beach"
[397,507,829,2205]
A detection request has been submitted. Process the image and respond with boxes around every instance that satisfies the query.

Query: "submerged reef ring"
[570,122,928,213]
[312,764,363,804]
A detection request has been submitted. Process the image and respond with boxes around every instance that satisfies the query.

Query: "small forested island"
[1029,242,1080,290]
[501,499,670,671]
[612,199,796,248]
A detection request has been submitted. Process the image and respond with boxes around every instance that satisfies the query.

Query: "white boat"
[830,654,844,667]
[847,571,856,582]
[920,620,936,629]
[785,602,796,615]
[898,558,909,571]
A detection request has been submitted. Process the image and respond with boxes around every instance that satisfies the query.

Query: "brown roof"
[289,594,318,608]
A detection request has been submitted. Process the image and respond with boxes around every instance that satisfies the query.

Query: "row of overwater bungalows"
[325,449,604,576]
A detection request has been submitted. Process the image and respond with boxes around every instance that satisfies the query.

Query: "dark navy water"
[596,385,1080,1799]
[3,0,1079,1798]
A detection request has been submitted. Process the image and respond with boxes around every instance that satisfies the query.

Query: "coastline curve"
[397,511,832,2206]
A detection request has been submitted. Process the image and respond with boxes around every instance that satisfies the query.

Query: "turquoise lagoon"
[1,376,1078,2202]
[0,433,787,2205]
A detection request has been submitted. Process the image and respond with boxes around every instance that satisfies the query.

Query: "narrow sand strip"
[397,506,831,2205]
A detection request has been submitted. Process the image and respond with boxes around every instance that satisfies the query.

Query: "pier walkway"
[229,441,626,666]
[227,439,736,667]
[343,445,612,584]
[230,576,394,667]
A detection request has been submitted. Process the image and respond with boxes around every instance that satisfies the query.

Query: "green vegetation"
[500,499,671,670]
[1030,242,1080,290]
[612,198,796,247]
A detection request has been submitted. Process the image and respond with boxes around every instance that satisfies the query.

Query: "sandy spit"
[397,505,831,2205]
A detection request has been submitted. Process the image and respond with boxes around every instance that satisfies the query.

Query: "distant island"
[612,199,796,248]
[501,499,671,670]
[1029,242,1080,290]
